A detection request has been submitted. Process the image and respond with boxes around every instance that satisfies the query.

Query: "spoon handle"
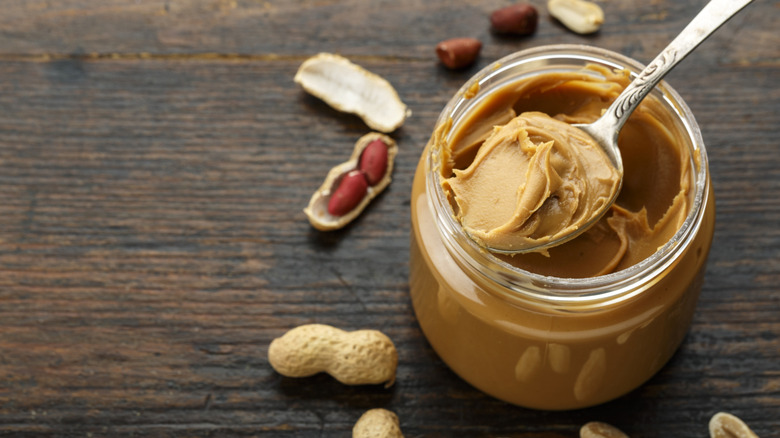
[599,0,753,134]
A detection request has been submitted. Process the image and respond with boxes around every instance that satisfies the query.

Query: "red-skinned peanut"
[491,3,539,36]
[304,133,398,231]
[359,139,389,186]
[327,170,369,216]
[436,38,482,70]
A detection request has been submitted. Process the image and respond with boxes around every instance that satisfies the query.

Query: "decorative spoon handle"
[594,0,754,136]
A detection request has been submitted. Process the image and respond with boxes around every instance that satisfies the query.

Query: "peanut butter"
[437,65,692,276]
[409,48,714,410]
[441,111,620,252]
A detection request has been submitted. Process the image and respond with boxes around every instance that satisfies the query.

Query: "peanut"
[304,133,398,231]
[353,408,404,438]
[359,139,389,186]
[709,412,759,438]
[580,421,629,438]
[327,170,369,216]
[268,324,397,387]
[436,38,482,70]
[490,3,539,36]
[548,0,604,34]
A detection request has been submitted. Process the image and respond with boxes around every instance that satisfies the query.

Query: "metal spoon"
[490,0,754,255]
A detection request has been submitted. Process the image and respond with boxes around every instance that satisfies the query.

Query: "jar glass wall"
[409,45,715,410]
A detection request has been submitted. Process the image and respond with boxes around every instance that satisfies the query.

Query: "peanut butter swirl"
[442,111,620,252]
[437,65,692,276]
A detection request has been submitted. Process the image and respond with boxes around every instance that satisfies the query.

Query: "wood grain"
[0,0,777,436]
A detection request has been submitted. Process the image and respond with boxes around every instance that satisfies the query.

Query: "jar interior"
[426,45,708,306]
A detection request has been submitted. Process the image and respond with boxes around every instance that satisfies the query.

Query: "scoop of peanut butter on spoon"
[445,112,619,252]
[450,0,753,254]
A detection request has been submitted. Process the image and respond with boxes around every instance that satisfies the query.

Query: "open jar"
[409,45,715,410]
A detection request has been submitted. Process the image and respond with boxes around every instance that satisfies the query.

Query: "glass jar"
[409,45,715,410]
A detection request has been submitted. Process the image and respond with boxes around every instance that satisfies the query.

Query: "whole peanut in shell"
[353,408,405,438]
[268,324,398,388]
[580,422,628,438]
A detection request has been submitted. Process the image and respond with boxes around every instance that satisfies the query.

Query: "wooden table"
[0,1,777,436]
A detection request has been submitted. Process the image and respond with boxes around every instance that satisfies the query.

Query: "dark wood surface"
[0,1,777,436]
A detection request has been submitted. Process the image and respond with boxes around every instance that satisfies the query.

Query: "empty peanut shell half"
[294,53,410,133]
[548,0,604,34]
[709,412,759,438]
[304,133,398,231]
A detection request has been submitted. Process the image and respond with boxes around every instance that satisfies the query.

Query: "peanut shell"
[580,421,629,438]
[294,52,410,133]
[268,324,398,388]
[353,408,405,438]
[548,0,604,34]
[304,132,398,231]
[709,412,759,438]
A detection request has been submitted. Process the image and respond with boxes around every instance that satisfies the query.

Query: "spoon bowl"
[484,0,753,255]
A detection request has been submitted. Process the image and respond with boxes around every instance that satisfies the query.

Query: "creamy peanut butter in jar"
[409,45,715,410]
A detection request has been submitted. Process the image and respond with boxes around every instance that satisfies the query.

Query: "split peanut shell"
[709,412,759,438]
[294,53,410,133]
[548,0,604,34]
[304,133,398,231]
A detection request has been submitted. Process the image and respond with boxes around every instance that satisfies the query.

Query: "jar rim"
[425,44,710,307]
